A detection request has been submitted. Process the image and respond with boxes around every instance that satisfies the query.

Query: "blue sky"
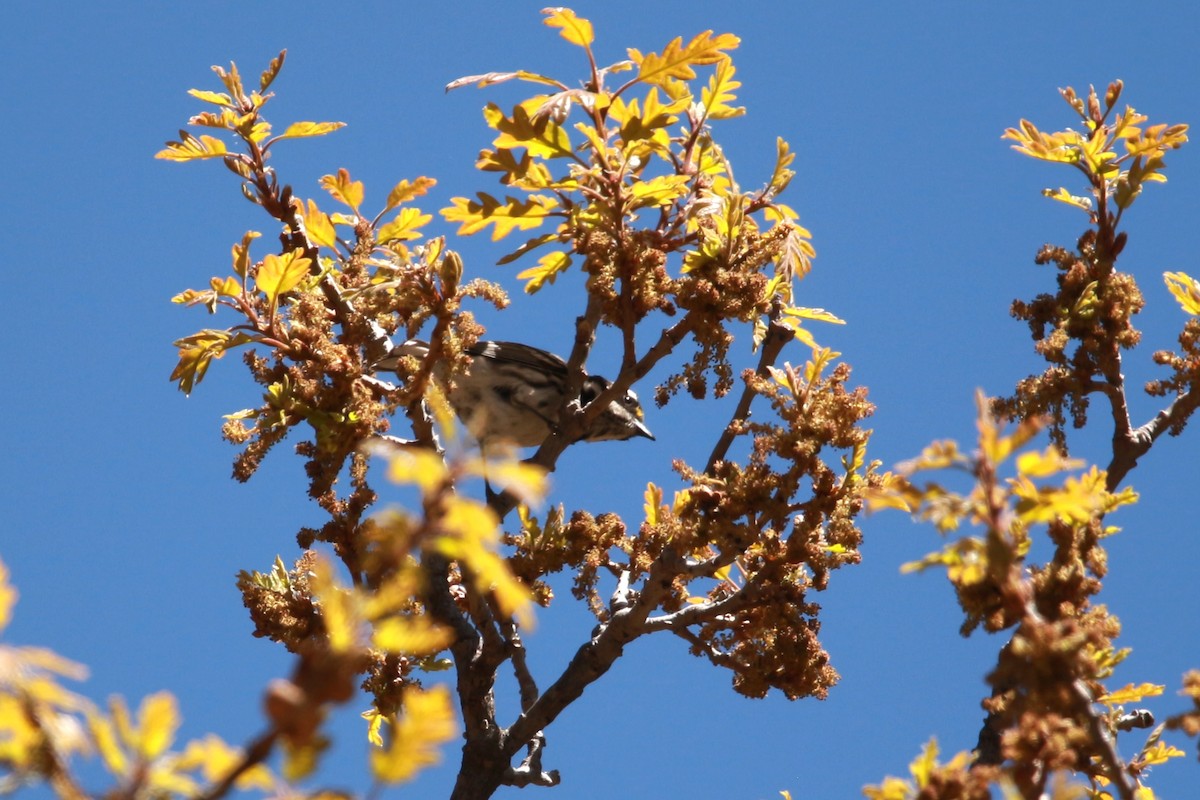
[4,2,1200,797]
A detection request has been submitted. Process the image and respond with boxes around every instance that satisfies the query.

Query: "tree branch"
[705,314,793,473]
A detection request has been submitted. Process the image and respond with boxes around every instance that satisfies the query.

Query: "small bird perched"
[374,340,654,447]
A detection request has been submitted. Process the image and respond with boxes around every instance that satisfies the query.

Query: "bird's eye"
[621,393,638,408]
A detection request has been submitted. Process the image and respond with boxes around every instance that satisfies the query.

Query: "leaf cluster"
[867,395,1187,797]
[996,82,1199,491]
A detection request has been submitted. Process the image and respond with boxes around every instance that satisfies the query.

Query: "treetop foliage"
[3,10,1200,800]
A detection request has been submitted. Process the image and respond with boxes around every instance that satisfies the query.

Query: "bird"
[374,340,654,447]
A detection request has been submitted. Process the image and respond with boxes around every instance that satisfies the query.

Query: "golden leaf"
[275,121,346,141]
[320,168,364,211]
[155,131,229,162]
[256,249,313,304]
[541,7,594,48]
[377,207,433,243]
[516,250,572,293]
[370,686,457,784]
[1097,682,1164,707]
[628,30,740,88]
[135,692,180,761]
[384,177,437,211]
[1164,271,1200,316]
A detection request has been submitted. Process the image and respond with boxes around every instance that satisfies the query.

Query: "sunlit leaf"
[320,168,364,211]
[1097,682,1164,707]
[701,56,744,120]
[274,121,346,141]
[541,7,594,48]
[177,734,275,790]
[373,617,454,655]
[257,249,313,304]
[187,89,233,107]
[628,31,741,88]
[377,207,433,243]
[628,174,691,208]
[445,70,564,92]
[1042,186,1093,212]
[259,50,286,91]
[644,482,663,526]
[485,103,574,160]
[370,686,457,784]
[1164,271,1200,316]
[170,330,257,394]
[384,177,437,212]
[310,559,361,653]
[300,200,338,250]
[386,448,449,493]
[442,193,559,240]
[136,692,180,761]
[1015,446,1084,478]
[156,131,229,162]
[516,251,572,293]
[0,559,14,631]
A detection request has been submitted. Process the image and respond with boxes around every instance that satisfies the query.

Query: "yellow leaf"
[170,329,256,394]
[1139,740,1185,766]
[373,617,454,655]
[231,231,261,278]
[628,174,691,208]
[177,734,274,790]
[782,306,845,325]
[320,168,364,211]
[516,250,572,293]
[155,131,228,162]
[385,177,437,212]
[485,103,574,160]
[541,7,594,48]
[256,249,313,304]
[377,207,433,243]
[862,776,913,800]
[275,121,346,140]
[644,483,663,526]
[0,559,15,632]
[89,709,129,775]
[1042,186,1094,212]
[910,738,938,786]
[1002,120,1083,164]
[363,708,385,747]
[1164,271,1200,316]
[465,456,547,506]
[370,686,457,784]
[1015,446,1084,478]
[135,692,180,761]
[1097,682,1164,706]
[442,193,559,241]
[386,448,448,493]
[628,31,740,88]
[437,499,535,627]
[309,558,361,653]
[187,89,233,106]
[299,200,337,250]
[210,276,240,297]
[700,56,744,120]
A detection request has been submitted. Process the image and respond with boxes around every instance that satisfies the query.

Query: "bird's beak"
[632,419,655,441]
